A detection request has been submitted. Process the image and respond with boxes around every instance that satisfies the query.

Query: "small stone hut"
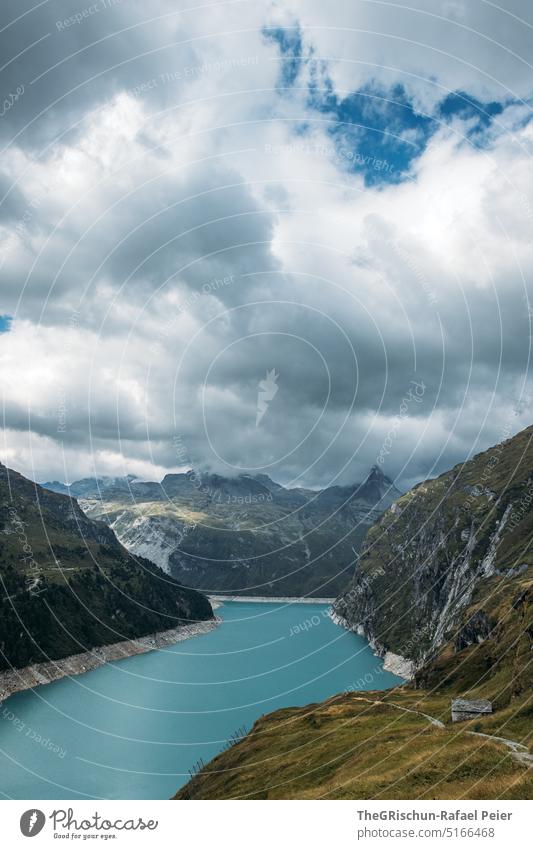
[451,698,492,723]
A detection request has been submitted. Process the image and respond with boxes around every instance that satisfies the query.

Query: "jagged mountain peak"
[357,464,399,500]
[366,464,388,481]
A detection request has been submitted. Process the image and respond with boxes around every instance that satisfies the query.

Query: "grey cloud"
[0,0,199,149]
[104,167,279,293]
[289,0,533,106]
[0,0,532,489]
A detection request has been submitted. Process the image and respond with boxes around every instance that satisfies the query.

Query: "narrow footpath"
[350,696,532,768]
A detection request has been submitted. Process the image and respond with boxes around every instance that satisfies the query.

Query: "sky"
[0,0,532,490]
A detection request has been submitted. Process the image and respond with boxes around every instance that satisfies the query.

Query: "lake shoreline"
[330,612,414,681]
[0,617,220,703]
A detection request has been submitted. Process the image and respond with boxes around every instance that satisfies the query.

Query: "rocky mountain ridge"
[333,424,533,676]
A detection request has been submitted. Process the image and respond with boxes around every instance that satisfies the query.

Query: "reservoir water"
[0,602,402,799]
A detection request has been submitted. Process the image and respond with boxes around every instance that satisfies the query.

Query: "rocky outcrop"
[454,609,493,651]
[89,508,192,576]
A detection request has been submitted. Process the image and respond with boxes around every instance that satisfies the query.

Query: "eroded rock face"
[333,425,533,671]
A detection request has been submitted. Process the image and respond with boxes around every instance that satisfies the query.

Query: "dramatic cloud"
[0,0,532,487]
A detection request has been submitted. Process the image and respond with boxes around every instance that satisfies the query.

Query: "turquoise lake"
[0,602,402,799]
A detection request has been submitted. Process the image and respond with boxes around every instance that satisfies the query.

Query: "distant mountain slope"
[43,467,401,598]
[0,464,213,671]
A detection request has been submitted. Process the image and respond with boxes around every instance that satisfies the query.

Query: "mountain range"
[43,466,401,598]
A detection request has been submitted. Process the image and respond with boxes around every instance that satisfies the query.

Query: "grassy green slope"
[175,691,533,800]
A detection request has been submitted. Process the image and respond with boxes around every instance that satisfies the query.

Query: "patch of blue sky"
[308,81,434,185]
[438,91,504,127]
[439,91,499,144]
[0,314,12,332]
[265,27,511,184]
[306,69,510,184]
[262,25,303,88]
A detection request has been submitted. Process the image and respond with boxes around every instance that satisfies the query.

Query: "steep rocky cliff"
[333,425,533,677]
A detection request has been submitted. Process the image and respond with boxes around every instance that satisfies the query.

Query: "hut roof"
[451,698,492,713]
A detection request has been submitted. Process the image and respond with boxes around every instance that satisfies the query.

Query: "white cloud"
[284,0,533,107]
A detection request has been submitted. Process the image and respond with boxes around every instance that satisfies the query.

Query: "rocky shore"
[329,611,414,681]
[382,650,415,680]
[0,618,220,702]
